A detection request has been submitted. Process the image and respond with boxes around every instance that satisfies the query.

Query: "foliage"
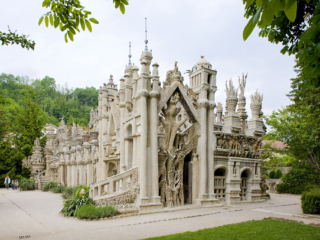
[42,181,58,192]
[0,28,35,50]
[274,169,283,179]
[75,205,118,220]
[39,0,128,42]
[0,73,98,130]
[19,178,35,191]
[301,187,320,214]
[61,186,76,199]
[53,185,65,193]
[61,195,95,217]
[276,163,320,194]
[74,185,90,198]
[269,170,276,179]
[145,219,320,240]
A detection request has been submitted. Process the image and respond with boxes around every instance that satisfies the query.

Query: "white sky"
[0,0,295,119]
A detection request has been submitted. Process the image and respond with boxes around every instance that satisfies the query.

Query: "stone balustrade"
[90,166,138,199]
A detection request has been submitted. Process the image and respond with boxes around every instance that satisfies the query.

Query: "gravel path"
[0,188,319,240]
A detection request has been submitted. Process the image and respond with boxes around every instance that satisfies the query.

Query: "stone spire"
[250,90,263,120]
[144,18,148,51]
[246,89,264,136]
[128,42,132,66]
[224,79,238,116]
[237,73,248,134]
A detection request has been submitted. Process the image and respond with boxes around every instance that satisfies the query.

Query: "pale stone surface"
[1,189,319,240]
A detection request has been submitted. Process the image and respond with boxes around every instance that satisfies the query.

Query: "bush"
[269,170,276,179]
[19,178,35,191]
[61,186,76,199]
[301,187,320,214]
[42,181,58,192]
[53,185,65,193]
[74,185,90,198]
[75,205,118,220]
[274,169,283,179]
[61,195,95,217]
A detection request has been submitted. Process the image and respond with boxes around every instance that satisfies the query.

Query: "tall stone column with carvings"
[222,79,241,134]
[70,139,77,187]
[119,77,126,172]
[150,62,160,203]
[198,82,209,200]
[246,90,264,137]
[100,84,109,179]
[237,73,248,134]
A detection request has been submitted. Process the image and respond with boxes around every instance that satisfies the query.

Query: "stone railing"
[90,166,138,199]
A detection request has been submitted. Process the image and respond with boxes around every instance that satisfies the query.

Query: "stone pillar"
[150,63,160,202]
[198,83,209,200]
[119,78,126,172]
[207,87,216,198]
[71,163,77,187]
[139,89,149,202]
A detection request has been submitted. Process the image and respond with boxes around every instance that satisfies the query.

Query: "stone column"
[139,88,149,202]
[207,87,216,198]
[198,83,209,200]
[150,63,160,202]
[119,78,126,172]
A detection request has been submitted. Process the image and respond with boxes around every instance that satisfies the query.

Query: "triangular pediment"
[158,81,199,123]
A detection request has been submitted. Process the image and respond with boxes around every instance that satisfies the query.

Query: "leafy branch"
[0,27,35,50]
[39,0,129,43]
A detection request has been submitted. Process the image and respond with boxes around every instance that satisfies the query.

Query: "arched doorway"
[183,153,192,204]
[214,168,227,201]
[240,169,250,201]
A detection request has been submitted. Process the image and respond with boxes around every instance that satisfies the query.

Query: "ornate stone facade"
[23,42,267,212]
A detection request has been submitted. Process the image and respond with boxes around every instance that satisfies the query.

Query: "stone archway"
[214,167,227,201]
[240,168,252,201]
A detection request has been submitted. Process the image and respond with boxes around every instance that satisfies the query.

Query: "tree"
[1,0,130,48]
[243,0,320,87]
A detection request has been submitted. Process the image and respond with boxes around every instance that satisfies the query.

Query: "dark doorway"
[183,153,192,204]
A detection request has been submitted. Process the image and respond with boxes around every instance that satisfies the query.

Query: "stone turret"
[246,90,264,137]
[237,73,248,134]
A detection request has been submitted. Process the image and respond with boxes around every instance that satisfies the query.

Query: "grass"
[144,219,320,240]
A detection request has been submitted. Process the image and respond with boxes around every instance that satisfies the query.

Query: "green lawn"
[144,219,320,240]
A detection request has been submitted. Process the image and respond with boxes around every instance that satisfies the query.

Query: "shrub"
[62,187,76,199]
[61,195,95,217]
[53,185,65,193]
[301,187,320,214]
[274,169,283,179]
[74,185,90,198]
[269,170,276,179]
[42,181,58,192]
[19,178,35,191]
[75,205,118,220]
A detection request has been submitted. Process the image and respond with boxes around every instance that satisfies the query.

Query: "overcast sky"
[1,0,295,119]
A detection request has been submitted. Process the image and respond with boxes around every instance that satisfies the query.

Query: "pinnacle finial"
[144,18,148,51]
[128,42,132,65]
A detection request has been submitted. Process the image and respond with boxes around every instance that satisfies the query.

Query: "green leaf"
[260,5,274,28]
[256,0,262,8]
[80,18,85,31]
[120,3,125,14]
[65,33,68,43]
[115,0,120,8]
[253,6,262,24]
[89,18,99,24]
[274,0,286,12]
[245,0,255,9]
[243,17,256,41]
[61,24,68,32]
[49,14,53,26]
[59,22,63,31]
[284,0,297,22]
[67,31,74,42]
[68,26,76,35]
[38,16,44,26]
[45,15,49,27]
[285,0,296,12]
[85,19,92,32]
[122,0,129,5]
[54,17,60,28]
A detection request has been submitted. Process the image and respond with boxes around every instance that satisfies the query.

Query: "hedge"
[301,187,320,214]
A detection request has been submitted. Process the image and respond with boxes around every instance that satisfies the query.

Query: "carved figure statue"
[230,134,241,150]
[260,177,268,195]
[159,92,187,154]
[173,61,178,75]
[253,137,263,152]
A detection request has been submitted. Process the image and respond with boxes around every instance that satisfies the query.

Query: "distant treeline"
[0,73,98,130]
